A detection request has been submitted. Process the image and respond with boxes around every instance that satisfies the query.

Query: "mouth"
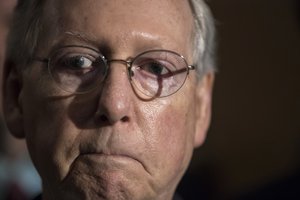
[61,152,143,192]
[81,152,139,163]
[76,150,151,176]
[75,139,152,176]
[61,147,152,187]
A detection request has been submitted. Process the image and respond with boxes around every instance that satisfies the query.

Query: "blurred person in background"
[0,0,41,199]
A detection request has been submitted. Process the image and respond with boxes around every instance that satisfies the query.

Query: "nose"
[95,62,132,125]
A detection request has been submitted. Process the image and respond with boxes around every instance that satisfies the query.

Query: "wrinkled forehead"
[39,0,195,55]
[45,0,194,24]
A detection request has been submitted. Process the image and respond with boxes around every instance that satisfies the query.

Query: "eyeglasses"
[35,45,195,98]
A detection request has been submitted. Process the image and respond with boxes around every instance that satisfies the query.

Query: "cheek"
[22,71,80,183]
[158,104,195,161]
[142,97,196,186]
[23,97,76,180]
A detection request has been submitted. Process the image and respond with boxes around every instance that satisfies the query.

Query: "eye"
[59,55,94,70]
[137,60,172,77]
[48,46,109,93]
[50,51,100,76]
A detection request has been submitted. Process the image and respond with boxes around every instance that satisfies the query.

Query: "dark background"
[0,0,299,199]
[178,0,300,199]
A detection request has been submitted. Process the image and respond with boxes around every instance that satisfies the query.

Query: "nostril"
[121,116,130,122]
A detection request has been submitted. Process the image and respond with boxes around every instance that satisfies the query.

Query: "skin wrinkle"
[8,0,216,75]
[64,31,98,46]
[42,0,194,61]
[44,31,182,64]
[63,119,153,179]
[64,154,150,200]
[61,82,190,198]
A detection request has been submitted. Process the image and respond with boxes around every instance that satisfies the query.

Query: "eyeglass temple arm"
[160,65,195,78]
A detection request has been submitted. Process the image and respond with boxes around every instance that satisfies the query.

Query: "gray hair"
[7,0,216,77]
[189,0,217,77]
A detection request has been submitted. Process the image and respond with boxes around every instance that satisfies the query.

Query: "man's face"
[6,0,212,199]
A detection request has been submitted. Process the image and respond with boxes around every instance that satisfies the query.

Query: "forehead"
[41,0,194,56]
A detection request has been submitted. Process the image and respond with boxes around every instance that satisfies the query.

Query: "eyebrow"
[60,31,114,56]
[64,31,98,45]
[60,30,177,58]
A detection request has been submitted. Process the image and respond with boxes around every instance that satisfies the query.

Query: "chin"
[50,160,154,200]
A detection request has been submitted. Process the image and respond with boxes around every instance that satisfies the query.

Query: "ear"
[193,73,214,148]
[2,59,25,138]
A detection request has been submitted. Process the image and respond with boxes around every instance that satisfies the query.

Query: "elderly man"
[3,0,215,199]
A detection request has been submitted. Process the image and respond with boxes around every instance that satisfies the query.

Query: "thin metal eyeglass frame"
[33,46,196,97]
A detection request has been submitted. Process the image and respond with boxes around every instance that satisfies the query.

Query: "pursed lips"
[75,129,152,175]
[81,151,138,162]
[78,148,152,176]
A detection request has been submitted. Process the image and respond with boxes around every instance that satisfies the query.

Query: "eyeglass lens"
[48,46,190,97]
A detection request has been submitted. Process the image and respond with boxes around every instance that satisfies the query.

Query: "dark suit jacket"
[33,193,183,200]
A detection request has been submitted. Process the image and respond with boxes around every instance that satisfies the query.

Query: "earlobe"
[2,60,25,138]
[193,73,214,148]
